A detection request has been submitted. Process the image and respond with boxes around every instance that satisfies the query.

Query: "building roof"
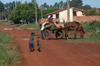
[46,7,84,16]
[97,8,100,11]
[72,7,84,12]
[46,9,66,16]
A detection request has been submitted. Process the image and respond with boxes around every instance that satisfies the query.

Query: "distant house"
[96,7,100,12]
[46,7,84,22]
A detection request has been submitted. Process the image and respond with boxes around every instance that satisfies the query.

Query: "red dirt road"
[0,24,100,66]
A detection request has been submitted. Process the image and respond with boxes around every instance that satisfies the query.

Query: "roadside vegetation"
[19,22,40,31]
[0,21,15,25]
[66,21,100,43]
[0,32,20,66]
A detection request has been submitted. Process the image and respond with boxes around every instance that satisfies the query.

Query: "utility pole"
[21,0,22,3]
[40,6,43,19]
[2,10,3,21]
[59,2,61,9]
[13,1,15,10]
[35,0,37,24]
[67,0,70,22]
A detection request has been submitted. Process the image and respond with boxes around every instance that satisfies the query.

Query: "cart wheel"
[43,30,50,40]
[56,30,64,39]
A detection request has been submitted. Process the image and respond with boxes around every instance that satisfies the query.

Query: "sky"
[0,0,100,8]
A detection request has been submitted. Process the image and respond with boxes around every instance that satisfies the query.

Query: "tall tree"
[32,0,35,3]
[16,1,21,6]
[60,1,64,9]
[70,0,83,8]
[42,3,49,9]
[53,2,59,8]
[50,5,53,8]
[0,1,4,12]
[9,3,41,24]
[82,5,91,10]
[13,1,15,9]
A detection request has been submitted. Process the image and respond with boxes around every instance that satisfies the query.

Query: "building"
[46,7,84,22]
[96,7,100,12]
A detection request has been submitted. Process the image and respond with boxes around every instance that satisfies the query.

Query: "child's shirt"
[29,35,34,43]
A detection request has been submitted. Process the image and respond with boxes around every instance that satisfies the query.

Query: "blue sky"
[0,0,100,8]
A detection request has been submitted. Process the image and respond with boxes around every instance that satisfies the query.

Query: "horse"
[64,21,85,39]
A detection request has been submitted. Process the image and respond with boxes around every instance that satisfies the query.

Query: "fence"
[74,16,100,22]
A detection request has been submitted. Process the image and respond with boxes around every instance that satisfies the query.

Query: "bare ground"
[0,24,100,66]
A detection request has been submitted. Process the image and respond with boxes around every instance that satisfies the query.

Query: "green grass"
[65,32,100,43]
[0,32,20,66]
[19,22,41,31]
[0,21,15,25]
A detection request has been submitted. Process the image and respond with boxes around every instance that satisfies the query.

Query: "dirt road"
[0,24,100,66]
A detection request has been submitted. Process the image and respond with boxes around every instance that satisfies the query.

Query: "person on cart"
[48,14,54,25]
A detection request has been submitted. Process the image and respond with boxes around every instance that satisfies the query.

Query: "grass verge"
[65,21,100,43]
[0,31,20,66]
[19,22,40,31]
[0,21,15,25]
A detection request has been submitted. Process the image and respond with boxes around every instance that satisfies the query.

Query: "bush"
[80,21,100,32]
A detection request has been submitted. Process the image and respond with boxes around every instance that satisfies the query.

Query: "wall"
[48,14,56,18]
[40,18,59,23]
[76,11,83,16]
[74,16,100,22]
[59,8,73,22]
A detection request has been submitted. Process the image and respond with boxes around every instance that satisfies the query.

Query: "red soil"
[0,24,100,66]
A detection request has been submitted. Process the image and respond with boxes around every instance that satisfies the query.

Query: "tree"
[70,0,83,8]
[50,5,53,8]
[89,8,96,15]
[83,8,97,16]
[0,1,4,12]
[32,0,35,3]
[83,11,89,16]
[53,2,59,8]
[42,8,59,18]
[60,1,64,9]
[9,3,41,24]
[16,1,21,6]
[42,3,49,9]
[13,1,15,9]
[82,5,91,10]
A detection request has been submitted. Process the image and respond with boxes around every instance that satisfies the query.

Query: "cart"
[43,25,65,40]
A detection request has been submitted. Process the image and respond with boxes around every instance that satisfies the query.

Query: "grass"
[0,32,20,66]
[19,22,41,31]
[0,21,40,31]
[65,32,100,43]
[0,21,15,25]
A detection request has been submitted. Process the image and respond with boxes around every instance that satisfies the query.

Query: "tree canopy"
[9,3,41,24]
[0,1,4,12]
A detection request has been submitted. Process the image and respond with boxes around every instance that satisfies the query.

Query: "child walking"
[29,32,34,52]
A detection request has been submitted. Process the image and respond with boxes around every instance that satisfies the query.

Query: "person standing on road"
[29,32,34,52]
[41,19,49,39]
[41,22,46,39]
